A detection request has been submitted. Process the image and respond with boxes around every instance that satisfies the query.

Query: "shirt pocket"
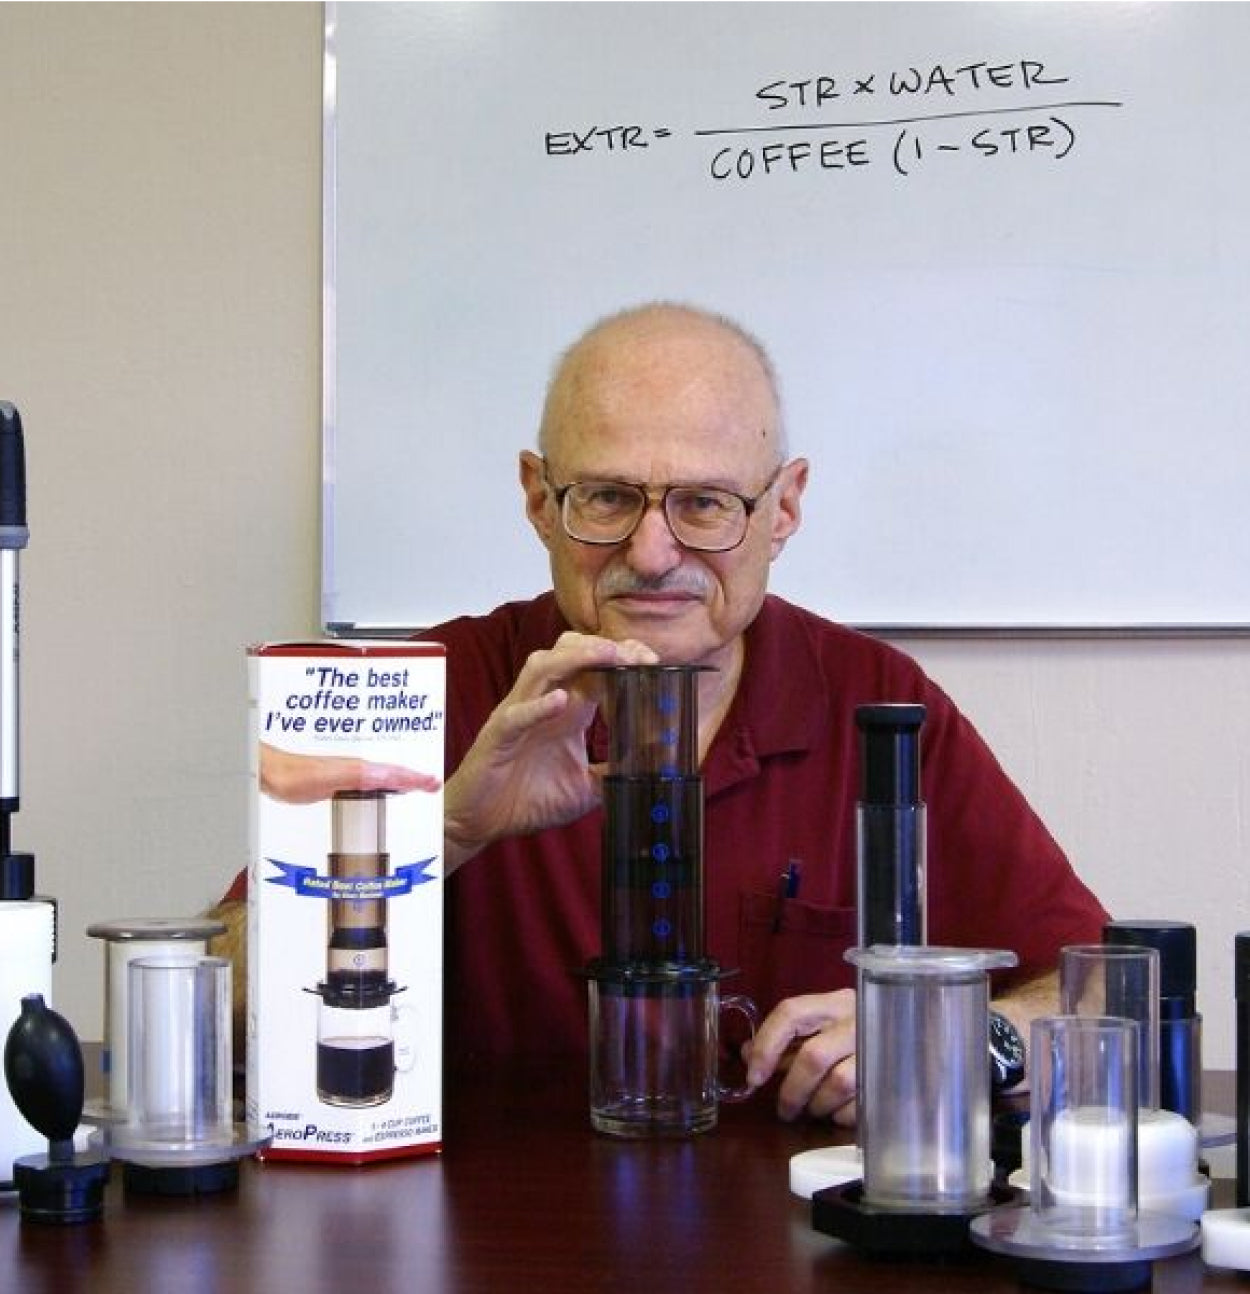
[736,889,858,1010]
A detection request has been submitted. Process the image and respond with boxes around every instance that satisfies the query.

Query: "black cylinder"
[1237,932,1250,1206]
[856,704,924,808]
[1104,920,1201,1124]
[855,705,926,947]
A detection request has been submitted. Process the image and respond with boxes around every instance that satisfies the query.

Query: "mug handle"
[716,993,760,1103]
[391,1002,418,1074]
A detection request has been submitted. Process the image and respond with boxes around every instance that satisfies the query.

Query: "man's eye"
[675,490,733,518]
[578,485,633,512]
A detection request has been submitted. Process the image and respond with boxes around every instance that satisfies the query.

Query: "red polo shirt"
[427,593,1107,1073]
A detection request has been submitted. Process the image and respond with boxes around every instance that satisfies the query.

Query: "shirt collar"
[703,595,826,795]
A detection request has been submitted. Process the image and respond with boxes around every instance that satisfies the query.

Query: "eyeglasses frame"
[541,459,786,554]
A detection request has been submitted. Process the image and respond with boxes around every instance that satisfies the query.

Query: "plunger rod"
[0,403,29,894]
[855,703,926,947]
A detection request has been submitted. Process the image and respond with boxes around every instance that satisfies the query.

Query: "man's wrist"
[442,830,479,876]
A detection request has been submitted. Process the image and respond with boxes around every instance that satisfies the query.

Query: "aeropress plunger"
[810,703,1024,1257]
[791,703,927,1199]
[854,703,927,948]
[584,665,756,1138]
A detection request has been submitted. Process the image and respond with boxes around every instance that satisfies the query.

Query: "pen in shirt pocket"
[772,859,801,933]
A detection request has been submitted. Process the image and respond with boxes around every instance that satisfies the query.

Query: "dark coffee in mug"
[317,1036,394,1106]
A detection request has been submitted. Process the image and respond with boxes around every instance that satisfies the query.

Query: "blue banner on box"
[265,857,438,900]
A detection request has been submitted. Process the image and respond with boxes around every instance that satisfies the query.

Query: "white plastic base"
[1009,1108,1209,1223]
[0,901,56,1185]
[789,1144,863,1199]
[1200,1208,1250,1272]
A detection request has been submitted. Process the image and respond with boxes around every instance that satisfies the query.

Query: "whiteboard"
[324,1,1250,631]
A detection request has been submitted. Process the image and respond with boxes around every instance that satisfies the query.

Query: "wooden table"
[2,1066,1243,1293]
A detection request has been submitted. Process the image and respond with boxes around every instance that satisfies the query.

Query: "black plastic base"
[122,1159,240,1196]
[812,1179,1020,1261]
[12,1152,110,1225]
[1013,1255,1152,1292]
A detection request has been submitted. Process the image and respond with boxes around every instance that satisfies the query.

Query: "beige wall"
[0,4,322,1035]
[1,3,1246,1068]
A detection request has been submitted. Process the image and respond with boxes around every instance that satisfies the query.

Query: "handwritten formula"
[544,57,1123,180]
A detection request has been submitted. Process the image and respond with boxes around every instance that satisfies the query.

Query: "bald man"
[217,302,1107,1124]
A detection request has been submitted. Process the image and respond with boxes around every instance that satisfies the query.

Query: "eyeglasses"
[543,461,784,553]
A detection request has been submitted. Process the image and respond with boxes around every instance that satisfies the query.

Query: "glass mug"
[316,999,416,1108]
[587,973,758,1138]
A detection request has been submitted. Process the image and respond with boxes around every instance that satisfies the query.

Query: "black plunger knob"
[5,993,83,1159]
[856,704,925,806]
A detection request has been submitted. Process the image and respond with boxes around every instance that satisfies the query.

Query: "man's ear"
[770,457,809,560]
[519,450,557,546]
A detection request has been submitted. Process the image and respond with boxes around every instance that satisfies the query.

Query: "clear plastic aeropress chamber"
[813,944,1017,1258]
[583,665,757,1139]
[596,664,705,970]
[851,944,1017,1211]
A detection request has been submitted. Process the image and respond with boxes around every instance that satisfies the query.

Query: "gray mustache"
[596,569,712,598]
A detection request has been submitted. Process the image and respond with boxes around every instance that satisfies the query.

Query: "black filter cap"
[123,1160,239,1197]
[1104,919,1196,1002]
[855,704,925,806]
[311,972,399,1010]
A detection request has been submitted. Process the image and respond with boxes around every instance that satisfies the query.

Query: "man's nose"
[623,502,684,576]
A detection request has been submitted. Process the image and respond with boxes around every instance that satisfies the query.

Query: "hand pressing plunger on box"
[258,742,441,805]
[208,742,442,1055]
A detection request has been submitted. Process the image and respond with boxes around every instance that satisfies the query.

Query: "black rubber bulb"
[4,993,84,1162]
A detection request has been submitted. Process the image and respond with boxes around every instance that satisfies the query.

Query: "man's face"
[521,314,806,670]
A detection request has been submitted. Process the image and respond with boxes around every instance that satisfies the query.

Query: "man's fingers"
[745,991,854,1087]
[778,1051,857,1123]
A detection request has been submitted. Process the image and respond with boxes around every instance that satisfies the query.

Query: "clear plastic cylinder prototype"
[848,945,1016,1212]
[127,954,232,1137]
[1031,1014,1139,1246]
[88,919,222,1115]
[328,790,388,979]
[1060,943,1160,1112]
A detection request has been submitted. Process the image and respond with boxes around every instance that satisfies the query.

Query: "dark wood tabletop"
[2,1066,1243,1293]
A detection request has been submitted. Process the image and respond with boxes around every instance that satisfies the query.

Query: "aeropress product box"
[246,640,445,1163]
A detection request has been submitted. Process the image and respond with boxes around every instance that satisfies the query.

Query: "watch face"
[990,1013,1025,1066]
[989,1012,1026,1089]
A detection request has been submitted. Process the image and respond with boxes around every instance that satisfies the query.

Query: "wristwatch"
[989,1010,1026,1091]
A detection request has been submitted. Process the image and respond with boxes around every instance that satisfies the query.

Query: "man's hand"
[442,632,658,871]
[743,988,858,1124]
[259,743,441,804]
